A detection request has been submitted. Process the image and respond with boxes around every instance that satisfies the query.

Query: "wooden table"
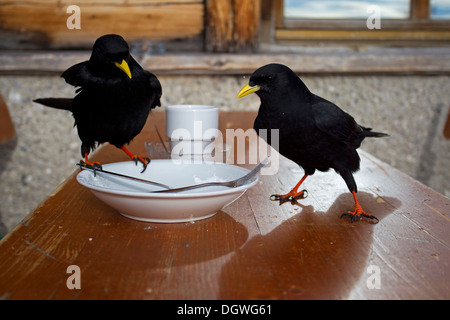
[0,111,448,300]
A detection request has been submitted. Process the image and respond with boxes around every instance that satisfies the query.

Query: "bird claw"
[132,155,151,173]
[78,160,103,176]
[270,189,308,205]
[340,210,379,224]
[270,194,292,205]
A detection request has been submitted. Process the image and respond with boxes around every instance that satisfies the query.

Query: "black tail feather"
[33,98,73,111]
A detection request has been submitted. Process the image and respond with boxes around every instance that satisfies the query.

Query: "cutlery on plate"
[77,158,268,193]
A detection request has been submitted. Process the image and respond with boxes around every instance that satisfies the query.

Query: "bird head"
[89,34,132,79]
[237,63,311,101]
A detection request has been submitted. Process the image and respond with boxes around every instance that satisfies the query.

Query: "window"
[275,0,450,44]
[431,0,450,19]
[284,0,410,20]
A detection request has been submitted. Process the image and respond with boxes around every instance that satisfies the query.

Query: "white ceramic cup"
[165,105,219,155]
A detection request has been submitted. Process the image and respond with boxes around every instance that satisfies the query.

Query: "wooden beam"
[411,0,430,20]
[205,0,234,52]
[1,48,449,75]
[273,0,284,28]
[276,29,450,41]
[233,0,261,52]
[205,0,261,52]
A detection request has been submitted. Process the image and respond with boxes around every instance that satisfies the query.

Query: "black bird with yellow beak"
[238,63,388,222]
[34,34,162,172]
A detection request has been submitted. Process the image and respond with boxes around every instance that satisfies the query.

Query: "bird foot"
[131,155,151,173]
[270,189,308,205]
[340,205,379,223]
[78,160,103,176]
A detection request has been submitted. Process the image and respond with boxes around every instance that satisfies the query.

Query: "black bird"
[34,34,162,172]
[238,63,388,222]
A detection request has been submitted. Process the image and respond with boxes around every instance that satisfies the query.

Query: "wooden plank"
[276,29,450,41]
[1,49,449,75]
[60,0,200,4]
[142,50,450,74]
[0,3,204,47]
[0,94,16,144]
[1,1,202,7]
[282,18,450,30]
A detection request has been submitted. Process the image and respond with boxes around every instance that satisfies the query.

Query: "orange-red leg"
[270,174,309,205]
[120,146,151,173]
[78,153,102,172]
[341,191,379,223]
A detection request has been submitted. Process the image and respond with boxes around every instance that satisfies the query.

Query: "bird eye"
[105,52,126,64]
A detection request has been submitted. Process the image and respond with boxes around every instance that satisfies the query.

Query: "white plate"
[76,160,258,223]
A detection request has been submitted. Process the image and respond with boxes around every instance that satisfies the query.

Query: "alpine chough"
[34,34,162,172]
[238,63,388,222]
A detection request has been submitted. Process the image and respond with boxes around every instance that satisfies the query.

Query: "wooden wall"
[0,0,205,49]
[0,0,262,51]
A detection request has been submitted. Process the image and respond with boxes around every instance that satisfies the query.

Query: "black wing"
[311,96,363,145]
[61,61,91,88]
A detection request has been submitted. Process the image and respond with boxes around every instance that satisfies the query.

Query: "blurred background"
[1,0,449,236]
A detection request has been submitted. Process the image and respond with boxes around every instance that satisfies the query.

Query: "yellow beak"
[114,59,132,79]
[237,83,261,98]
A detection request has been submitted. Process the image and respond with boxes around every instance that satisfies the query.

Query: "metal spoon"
[153,158,268,193]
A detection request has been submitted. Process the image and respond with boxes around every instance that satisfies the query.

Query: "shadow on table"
[217,191,401,299]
